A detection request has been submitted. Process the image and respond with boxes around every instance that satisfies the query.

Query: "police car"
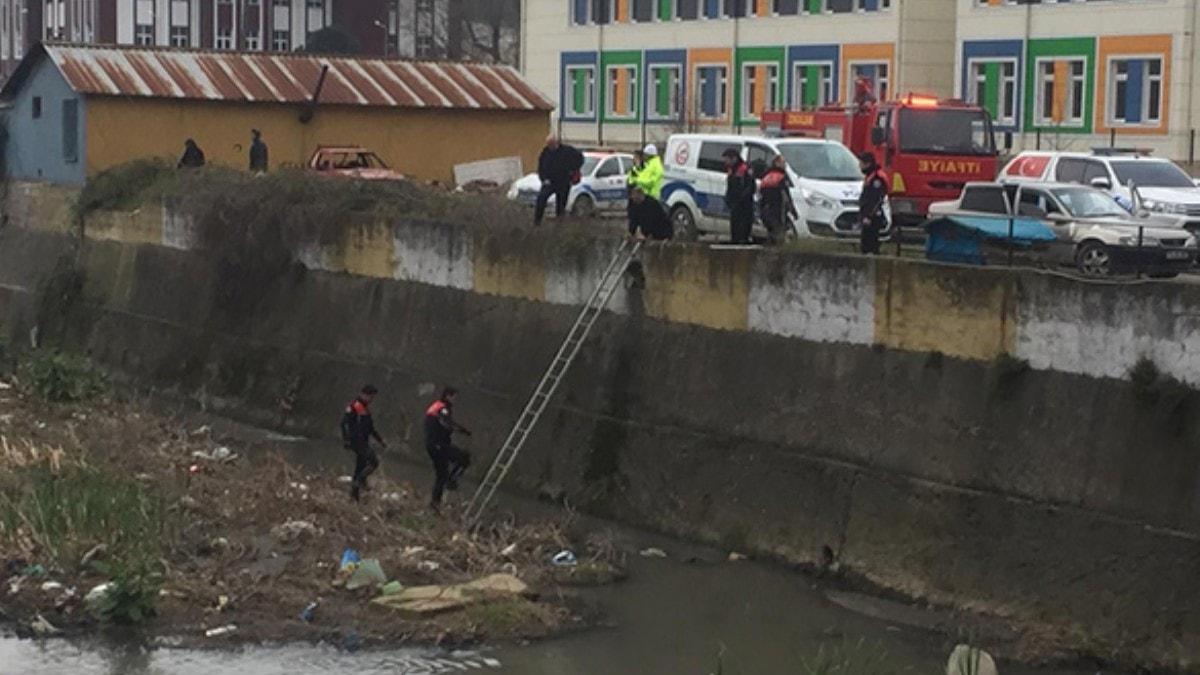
[662,134,870,240]
[507,151,636,217]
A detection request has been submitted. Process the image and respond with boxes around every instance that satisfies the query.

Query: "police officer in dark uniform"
[341,384,386,502]
[424,386,472,511]
[858,151,889,255]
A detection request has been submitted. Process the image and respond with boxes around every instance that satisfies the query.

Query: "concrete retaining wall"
[3,182,1200,667]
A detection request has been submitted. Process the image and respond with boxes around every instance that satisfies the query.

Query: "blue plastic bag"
[340,548,361,571]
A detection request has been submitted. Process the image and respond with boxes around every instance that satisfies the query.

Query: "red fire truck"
[761,84,1003,226]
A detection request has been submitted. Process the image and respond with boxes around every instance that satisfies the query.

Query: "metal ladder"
[463,239,643,528]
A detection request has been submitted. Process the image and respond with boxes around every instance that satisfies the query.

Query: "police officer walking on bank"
[424,386,472,512]
[341,384,386,502]
[858,151,889,255]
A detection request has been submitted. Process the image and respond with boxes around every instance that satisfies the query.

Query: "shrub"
[89,556,163,624]
[18,351,106,403]
[73,158,175,219]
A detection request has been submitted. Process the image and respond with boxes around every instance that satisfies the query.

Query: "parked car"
[661,133,885,240]
[507,151,635,217]
[930,181,1197,277]
[308,146,405,181]
[1000,150,1200,233]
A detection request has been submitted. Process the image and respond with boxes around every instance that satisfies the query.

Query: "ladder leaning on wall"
[463,239,643,529]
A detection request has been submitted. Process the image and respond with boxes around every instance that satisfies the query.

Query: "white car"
[507,151,635,217]
[661,133,876,240]
[1000,150,1200,232]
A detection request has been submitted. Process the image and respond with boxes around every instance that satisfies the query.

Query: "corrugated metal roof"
[19,43,553,112]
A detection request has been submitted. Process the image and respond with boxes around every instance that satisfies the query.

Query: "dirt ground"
[0,382,623,649]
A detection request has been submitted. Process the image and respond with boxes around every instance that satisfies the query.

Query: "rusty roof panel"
[36,44,553,112]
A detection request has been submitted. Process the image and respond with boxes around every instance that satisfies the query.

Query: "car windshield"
[1109,160,1195,189]
[898,108,995,156]
[1051,188,1128,218]
[329,152,385,169]
[581,156,601,175]
[777,142,860,181]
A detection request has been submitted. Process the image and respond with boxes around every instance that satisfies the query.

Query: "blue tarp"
[924,216,1057,266]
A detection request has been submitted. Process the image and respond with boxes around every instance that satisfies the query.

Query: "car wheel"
[1075,241,1112,277]
[670,204,699,241]
[570,195,595,218]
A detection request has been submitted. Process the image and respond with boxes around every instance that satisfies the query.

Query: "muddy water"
[1,425,1100,675]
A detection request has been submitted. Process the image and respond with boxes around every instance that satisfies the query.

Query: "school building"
[521,0,1200,161]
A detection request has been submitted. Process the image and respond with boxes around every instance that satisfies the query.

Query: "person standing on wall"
[249,129,269,174]
[533,134,584,226]
[627,186,673,241]
[723,148,756,245]
[341,384,386,502]
[628,144,664,201]
[424,386,472,512]
[858,151,889,255]
[178,139,205,169]
[759,154,797,245]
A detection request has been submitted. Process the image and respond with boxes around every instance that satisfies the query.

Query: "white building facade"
[522,0,959,148]
[955,0,1200,161]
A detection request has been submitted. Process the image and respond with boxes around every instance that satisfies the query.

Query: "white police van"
[662,134,867,240]
[507,151,636,217]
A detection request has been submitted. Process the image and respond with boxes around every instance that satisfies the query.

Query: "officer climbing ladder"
[463,239,643,528]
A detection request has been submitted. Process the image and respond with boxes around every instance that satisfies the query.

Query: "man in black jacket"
[627,187,673,241]
[723,148,756,244]
[341,384,386,502]
[249,129,269,173]
[534,134,584,226]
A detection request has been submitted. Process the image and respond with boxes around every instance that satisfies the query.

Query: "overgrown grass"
[18,351,106,403]
[72,157,176,220]
[0,464,172,572]
[1129,357,1195,436]
[0,459,174,623]
[797,638,911,675]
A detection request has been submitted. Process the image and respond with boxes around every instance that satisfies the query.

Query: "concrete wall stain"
[471,231,547,302]
[873,258,1016,361]
[643,245,751,331]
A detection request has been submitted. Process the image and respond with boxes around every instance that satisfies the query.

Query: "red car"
[307,146,405,181]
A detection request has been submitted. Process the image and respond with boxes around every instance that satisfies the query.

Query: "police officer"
[341,384,386,502]
[424,386,472,511]
[858,151,889,255]
[723,148,756,245]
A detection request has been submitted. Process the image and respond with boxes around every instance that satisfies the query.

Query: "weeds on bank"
[17,351,106,403]
[797,638,907,675]
[72,158,176,219]
[0,464,172,573]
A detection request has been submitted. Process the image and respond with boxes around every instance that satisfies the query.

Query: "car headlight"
[1143,200,1186,214]
[802,189,838,211]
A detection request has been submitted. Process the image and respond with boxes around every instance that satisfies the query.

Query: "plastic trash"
[30,614,60,636]
[500,543,518,557]
[379,581,404,596]
[299,601,318,622]
[339,548,361,571]
[345,559,386,590]
[21,564,46,577]
[205,624,237,638]
[551,550,578,567]
[639,547,668,559]
[727,552,748,562]
[84,582,113,611]
[40,581,63,592]
[416,560,440,572]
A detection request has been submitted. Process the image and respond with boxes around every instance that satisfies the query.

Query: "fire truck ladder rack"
[463,239,643,529]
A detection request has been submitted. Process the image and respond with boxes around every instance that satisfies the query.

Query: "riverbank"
[0,374,621,649]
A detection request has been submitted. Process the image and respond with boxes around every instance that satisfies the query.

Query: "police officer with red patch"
[424,386,472,511]
[341,384,386,502]
[858,151,889,255]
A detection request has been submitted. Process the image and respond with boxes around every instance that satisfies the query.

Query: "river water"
[1,424,1103,675]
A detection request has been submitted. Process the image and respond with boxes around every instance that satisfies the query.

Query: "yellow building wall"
[84,99,550,184]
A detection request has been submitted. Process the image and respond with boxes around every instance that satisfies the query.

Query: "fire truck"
[761,83,1003,226]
